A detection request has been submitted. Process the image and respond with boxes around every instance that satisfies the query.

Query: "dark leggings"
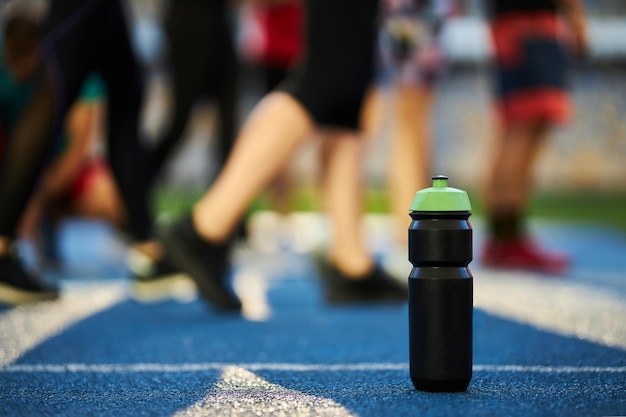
[148,0,238,184]
[0,0,152,241]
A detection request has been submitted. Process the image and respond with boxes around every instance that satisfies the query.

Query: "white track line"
[174,366,356,417]
[1,362,624,374]
[0,281,126,366]
[473,268,626,349]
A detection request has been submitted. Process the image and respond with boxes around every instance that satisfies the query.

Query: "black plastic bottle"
[408,175,473,392]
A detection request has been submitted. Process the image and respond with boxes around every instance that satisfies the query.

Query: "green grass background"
[153,186,626,233]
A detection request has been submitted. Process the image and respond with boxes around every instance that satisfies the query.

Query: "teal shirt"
[0,38,36,132]
[0,37,105,153]
[80,74,106,103]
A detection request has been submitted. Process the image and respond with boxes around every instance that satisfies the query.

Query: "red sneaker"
[481,238,570,275]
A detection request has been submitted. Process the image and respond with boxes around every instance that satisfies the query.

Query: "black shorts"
[282,0,378,130]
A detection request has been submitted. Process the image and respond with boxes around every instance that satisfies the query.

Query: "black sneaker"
[315,256,407,304]
[0,249,60,305]
[128,248,195,303]
[159,215,241,311]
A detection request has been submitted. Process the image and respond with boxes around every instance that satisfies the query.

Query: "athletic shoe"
[0,249,60,305]
[128,248,194,303]
[315,256,408,304]
[481,237,570,275]
[159,215,242,311]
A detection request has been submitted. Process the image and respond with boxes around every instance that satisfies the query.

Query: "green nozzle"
[410,175,472,212]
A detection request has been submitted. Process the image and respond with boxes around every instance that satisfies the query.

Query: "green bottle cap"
[409,175,472,212]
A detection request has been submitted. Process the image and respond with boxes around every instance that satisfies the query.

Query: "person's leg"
[96,4,158,265]
[482,121,569,273]
[0,76,56,243]
[319,129,372,277]
[147,57,199,183]
[359,86,388,141]
[90,0,194,303]
[258,65,294,216]
[159,91,313,310]
[481,12,572,274]
[193,92,314,242]
[210,6,239,169]
[0,75,60,304]
[149,0,236,183]
[484,123,549,226]
[388,83,434,243]
[314,127,407,303]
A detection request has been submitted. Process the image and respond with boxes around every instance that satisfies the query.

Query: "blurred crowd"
[0,0,621,310]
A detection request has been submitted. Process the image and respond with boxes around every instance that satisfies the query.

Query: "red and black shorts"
[490,12,573,127]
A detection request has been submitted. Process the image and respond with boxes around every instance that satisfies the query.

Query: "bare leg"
[388,84,434,243]
[360,86,387,139]
[162,90,406,308]
[480,121,568,274]
[193,92,314,242]
[310,127,407,301]
[320,129,373,278]
[484,122,549,221]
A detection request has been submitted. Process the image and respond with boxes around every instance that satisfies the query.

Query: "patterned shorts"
[490,12,573,126]
[378,11,446,87]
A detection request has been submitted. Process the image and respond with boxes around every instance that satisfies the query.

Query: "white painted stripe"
[175,366,356,417]
[1,362,624,374]
[472,365,626,374]
[0,281,126,366]
[473,269,626,349]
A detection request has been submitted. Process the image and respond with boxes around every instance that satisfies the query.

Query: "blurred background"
[2,0,625,237]
[127,0,626,228]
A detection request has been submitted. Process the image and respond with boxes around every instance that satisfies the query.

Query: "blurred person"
[160,0,408,311]
[240,1,404,298]
[134,0,245,302]
[13,73,127,267]
[371,0,458,245]
[480,0,588,274]
[0,0,170,305]
[0,6,123,257]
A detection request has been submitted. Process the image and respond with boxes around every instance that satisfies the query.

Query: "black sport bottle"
[408,175,473,392]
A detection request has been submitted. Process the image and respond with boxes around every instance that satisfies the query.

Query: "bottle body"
[408,211,473,392]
